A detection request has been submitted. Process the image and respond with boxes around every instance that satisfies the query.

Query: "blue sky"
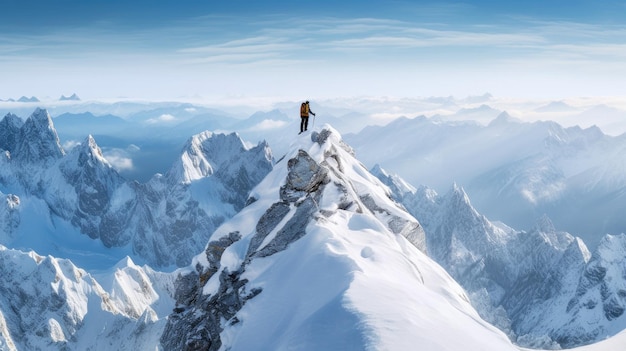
[1,1,625,101]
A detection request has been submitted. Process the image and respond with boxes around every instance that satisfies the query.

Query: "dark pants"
[300,116,309,132]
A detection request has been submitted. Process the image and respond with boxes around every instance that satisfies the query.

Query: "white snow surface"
[0,245,176,350]
[2,103,626,350]
[194,126,518,350]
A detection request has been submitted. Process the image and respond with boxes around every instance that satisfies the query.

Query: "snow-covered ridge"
[159,126,523,351]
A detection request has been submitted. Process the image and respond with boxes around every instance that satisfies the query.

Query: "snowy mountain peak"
[445,183,474,210]
[0,108,274,269]
[160,125,520,350]
[533,214,557,234]
[169,131,262,184]
[596,233,626,262]
[58,133,118,184]
[488,111,520,127]
[12,108,64,165]
[374,165,626,348]
[535,100,577,113]
[59,93,80,101]
[370,163,416,200]
[79,134,110,167]
[560,233,626,346]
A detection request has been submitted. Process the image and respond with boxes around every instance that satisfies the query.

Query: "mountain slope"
[373,166,626,348]
[160,126,517,351]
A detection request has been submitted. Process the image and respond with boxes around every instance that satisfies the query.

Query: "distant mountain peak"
[370,163,416,200]
[17,96,39,103]
[448,182,472,205]
[535,101,577,113]
[78,134,111,167]
[59,93,81,101]
[169,131,245,184]
[12,108,65,164]
[488,111,521,127]
[458,103,498,114]
[533,214,556,234]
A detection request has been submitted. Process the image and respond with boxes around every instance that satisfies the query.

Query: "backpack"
[300,102,307,116]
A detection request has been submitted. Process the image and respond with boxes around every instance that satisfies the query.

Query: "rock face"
[0,113,22,153]
[158,128,520,351]
[374,166,626,348]
[0,193,20,243]
[0,109,274,268]
[52,135,129,242]
[553,234,626,346]
[128,131,274,267]
[12,108,65,167]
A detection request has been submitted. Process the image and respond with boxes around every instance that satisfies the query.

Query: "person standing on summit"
[299,100,315,134]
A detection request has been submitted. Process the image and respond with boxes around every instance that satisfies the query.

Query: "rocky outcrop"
[0,193,20,243]
[161,127,428,350]
[0,113,23,153]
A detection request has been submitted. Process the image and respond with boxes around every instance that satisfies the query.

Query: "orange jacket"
[300,102,315,117]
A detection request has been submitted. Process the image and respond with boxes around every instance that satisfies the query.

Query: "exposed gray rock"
[0,194,20,243]
[247,203,290,257]
[280,149,329,202]
[161,127,428,350]
[0,113,23,153]
[255,195,318,258]
[12,108,64,166]
[360,193,426,252]
[55,135,130,243]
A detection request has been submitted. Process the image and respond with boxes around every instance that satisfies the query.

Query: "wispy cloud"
[146,113,178,124]
[102,149,133,171]
[2,10,626,99]
[247,119,288,131]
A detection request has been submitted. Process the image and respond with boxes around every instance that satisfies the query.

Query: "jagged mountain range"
[0,108,273,268]
[1,107,626,350]
[0,245,173,350]
[0,113,519,350]
[345,113,626,249]
[373,165,626,348]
